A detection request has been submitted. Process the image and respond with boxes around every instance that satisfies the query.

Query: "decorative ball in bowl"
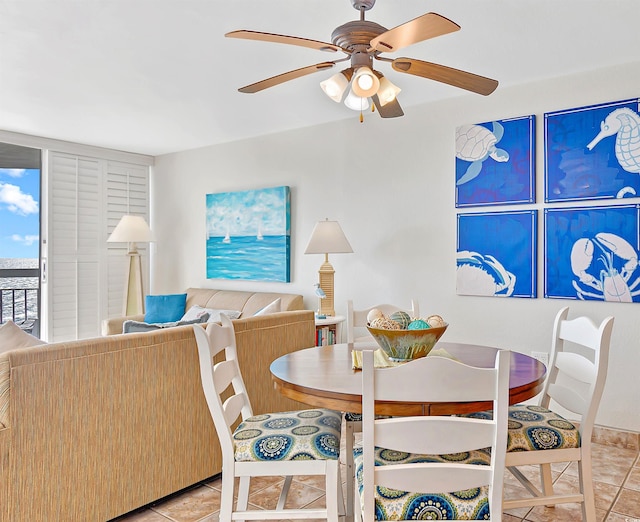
[366,323,448,362]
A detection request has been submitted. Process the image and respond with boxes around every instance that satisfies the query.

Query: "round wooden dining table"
[270,341,547,416]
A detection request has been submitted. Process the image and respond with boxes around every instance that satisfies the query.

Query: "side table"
[314,315,345,346]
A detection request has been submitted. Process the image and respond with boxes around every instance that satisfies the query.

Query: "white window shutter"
[47,153,102,341]
[46,153,149,341]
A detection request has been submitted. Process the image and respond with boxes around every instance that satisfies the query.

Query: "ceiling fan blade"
[238,62,335,94]
[226,30,342,53]
[372,94,404,118]
[392,57,498,95]
[370,13,460,53]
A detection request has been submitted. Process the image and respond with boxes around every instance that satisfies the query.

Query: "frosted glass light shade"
[304,219,353,255]
[351,67,380,98]
[320,72,350,103]
[344,89,370,111]
[107,215,153,244]
[377,76,401,106]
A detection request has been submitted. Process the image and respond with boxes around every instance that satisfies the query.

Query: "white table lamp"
[304,219,353,317]
[107,215,153,316]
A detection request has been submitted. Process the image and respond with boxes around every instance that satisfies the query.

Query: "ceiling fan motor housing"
[351,0,376,11]
[331,20,387,52]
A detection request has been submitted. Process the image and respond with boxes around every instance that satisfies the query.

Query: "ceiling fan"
[226,0,499,120]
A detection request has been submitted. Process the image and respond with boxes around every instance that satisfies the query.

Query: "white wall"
[152,61,640,432]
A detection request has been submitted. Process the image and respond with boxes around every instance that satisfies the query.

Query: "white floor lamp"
[107,215,153,316]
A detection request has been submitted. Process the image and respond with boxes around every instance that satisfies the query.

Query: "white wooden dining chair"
[500,306,614,521]
[344,298,420,519]
[356,346,510,521]
[193,316,344,521]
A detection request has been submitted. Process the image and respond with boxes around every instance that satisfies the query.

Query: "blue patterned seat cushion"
[344,412,391,422]
[354,446,492,520]
[464,405,581,452]
[345,412,363,422]
[233,409,342,462]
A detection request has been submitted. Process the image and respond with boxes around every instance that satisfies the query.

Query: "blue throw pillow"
[144,293,187,323]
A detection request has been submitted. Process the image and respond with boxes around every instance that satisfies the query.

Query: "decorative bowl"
[366,324,449,362]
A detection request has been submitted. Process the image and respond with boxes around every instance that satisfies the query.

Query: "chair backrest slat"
[222,392,248,427]
[377,465,494,495]
[373,355,500,402]
[558,315,603,349]
[554,351,596,384]
[375,417,496,455]
[213,359,238,394]
[547,383,588,416]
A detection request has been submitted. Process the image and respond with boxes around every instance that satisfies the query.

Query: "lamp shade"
[107,215,153,243]
[320,71,350,103]
[344,88,370,111]
[351,67,380,98]
[304,219,353,255]
[376,76,401,106]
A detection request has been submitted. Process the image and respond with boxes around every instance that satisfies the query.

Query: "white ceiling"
[1,0,638,157]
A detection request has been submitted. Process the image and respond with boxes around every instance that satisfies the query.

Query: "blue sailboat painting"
[206,186,291,282]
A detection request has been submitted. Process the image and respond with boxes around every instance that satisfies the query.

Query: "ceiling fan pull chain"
[360,109,364,123]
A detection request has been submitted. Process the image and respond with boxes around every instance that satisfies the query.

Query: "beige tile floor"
[111,429,640,522]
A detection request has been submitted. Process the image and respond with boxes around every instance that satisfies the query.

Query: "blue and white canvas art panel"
[457,210,537,298]
[545,205,640,302]
[545,98,640,202]
[206,186,291,282]
[455,115,535,207]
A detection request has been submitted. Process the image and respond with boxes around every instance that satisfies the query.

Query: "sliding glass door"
[0,142,42,336]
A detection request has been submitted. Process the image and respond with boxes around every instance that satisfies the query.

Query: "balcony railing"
[0,267,40,336]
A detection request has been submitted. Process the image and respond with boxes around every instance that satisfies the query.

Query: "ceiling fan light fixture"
[376,76,401,106]
[351,67,380,98]
[344,88,370,111]
[320,72,350,102]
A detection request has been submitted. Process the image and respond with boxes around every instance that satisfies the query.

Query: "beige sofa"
[102,287,305,335]
[0,289,314,521]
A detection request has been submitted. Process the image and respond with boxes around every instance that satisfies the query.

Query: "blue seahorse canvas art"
[545,98,640,202]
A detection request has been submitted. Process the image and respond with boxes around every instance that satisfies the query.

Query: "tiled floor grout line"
[604,451,640,521]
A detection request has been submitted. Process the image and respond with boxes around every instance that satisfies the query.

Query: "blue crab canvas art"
[545,205,640,302]
[455,115,535,207]
[545,98,640,202]
[457,210,537,298]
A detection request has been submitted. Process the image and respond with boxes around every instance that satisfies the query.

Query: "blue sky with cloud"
[0,168,40,259]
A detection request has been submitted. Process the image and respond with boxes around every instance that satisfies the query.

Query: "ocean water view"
[0,257,39,323]
[206,235,290,282]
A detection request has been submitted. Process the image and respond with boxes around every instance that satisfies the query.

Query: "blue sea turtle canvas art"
[455,115,535,207]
